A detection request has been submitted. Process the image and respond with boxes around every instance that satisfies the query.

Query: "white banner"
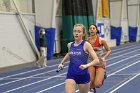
[121,0,129,42]
[96,18,111,41]
[137,0,140,41]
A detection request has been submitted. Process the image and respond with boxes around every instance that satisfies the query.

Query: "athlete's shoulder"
[84,41,92,46]
[84,41,93,52]
[67,42,73,48]
[99,36,106,43]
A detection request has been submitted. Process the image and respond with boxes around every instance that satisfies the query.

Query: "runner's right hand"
[58,63,64,68]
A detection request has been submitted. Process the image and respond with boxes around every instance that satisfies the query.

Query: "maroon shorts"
[94,65,105,69]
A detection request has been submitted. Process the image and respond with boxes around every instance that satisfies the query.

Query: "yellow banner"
[97,0,102,18]
[102,0,109,17]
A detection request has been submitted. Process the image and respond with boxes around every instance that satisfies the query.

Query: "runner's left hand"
[79,64,87,70]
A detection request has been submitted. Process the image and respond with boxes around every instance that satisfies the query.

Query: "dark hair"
[89,24,100,34]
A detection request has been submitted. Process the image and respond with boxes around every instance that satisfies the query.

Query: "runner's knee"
[94,81,103,88]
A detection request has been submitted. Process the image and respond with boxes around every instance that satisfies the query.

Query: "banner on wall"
[97,0,109,18]
[97,23,104,37]
[97,0,102,18]
[102,0,109,17]
[121,0,129,43]
[111,26,122,45]
[97,18,111,41]
[121,19,129,42]
[96,0,110,41]
[129,26,137,42]
[137,0,140,41]
[104,18,111,41]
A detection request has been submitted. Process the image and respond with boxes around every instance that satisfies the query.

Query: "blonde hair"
[73,24,87,40]
[74,24,86,33]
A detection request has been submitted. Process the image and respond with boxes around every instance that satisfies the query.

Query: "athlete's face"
[89,25,97,36]
[73,26,84,41]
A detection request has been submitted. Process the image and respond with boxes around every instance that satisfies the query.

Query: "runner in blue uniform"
[58,24,99,93]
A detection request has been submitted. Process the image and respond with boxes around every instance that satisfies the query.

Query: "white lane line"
[0,62,68,80]
[1,44,140,91]
[3,73,67,93]
[0,76,66,80]
[0,66,68,86]
[0,68,46,80]
[3,50,140,92]
[36,82,65,93]
[1,50,140,87]
[0,43,138,80]
[111,43,139,52]
[107,73,140,76]
[0,44,139,81]
[110,45,140,55]
[2,49,140,93]
[107,60,140,77]
[76,60,140,93]
[1,47,139,87]
[109,72,140,93]
[106,53,140,67]
[107,48,140,61]
[37,60,140,93]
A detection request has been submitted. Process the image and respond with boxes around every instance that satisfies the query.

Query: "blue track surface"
[0,42,140,93]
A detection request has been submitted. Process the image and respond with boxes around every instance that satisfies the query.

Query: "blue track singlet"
[68,40,89,75]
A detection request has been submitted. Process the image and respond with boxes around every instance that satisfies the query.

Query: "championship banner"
[121,0,129,43]
[137,0,140,42]
[97,0,102,18]
[96,0,116,46]
[97,0,110,40]
[97,23,104,37]
[97,18,111,41]
[102,0,109,17]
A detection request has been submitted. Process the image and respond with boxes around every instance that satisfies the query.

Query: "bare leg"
[78,83,89,93]
[65,79,76,93]
[88,66,96,89]
[94,68,105,88]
